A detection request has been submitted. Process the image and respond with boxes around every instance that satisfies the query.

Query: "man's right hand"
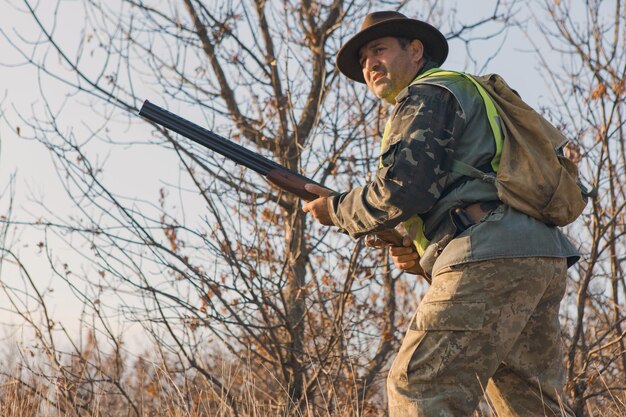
[366,234,424,275]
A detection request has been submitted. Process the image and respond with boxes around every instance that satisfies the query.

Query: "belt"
[451,201,501,232]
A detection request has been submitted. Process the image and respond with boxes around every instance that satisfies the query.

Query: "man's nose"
[363,55,381,73]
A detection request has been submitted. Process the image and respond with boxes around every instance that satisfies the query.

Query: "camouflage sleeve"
[328,84,466,237]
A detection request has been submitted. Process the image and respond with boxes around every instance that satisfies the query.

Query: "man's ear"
[409,39,425,64]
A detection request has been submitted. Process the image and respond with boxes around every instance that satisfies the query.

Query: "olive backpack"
[414,69,595,226]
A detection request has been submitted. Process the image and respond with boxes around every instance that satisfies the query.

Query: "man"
[303,11,578,417]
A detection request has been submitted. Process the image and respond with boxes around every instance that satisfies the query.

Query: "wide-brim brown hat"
[336,11,448,84]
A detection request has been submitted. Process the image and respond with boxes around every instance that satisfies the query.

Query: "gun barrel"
[139,100,332,200]
[139,100,280,176]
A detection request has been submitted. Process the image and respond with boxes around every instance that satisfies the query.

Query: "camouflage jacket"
[328,67,464,237]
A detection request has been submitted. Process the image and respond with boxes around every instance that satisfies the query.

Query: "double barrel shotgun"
[139,100,404,246]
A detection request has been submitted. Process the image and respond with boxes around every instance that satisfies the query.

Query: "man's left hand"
[302,184,335,226]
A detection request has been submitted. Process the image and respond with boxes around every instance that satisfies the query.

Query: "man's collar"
[414,60,438,80]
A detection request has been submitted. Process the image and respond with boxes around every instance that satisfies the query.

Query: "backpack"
[417,69,594,227]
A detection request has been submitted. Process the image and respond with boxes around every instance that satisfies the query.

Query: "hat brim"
[336,18,449,84]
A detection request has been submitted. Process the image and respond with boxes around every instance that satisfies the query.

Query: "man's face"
[359,37,425,104]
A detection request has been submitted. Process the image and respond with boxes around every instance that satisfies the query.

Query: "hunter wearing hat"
[303,10,578,417]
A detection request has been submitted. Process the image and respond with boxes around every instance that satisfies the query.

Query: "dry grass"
[0,350,624,417]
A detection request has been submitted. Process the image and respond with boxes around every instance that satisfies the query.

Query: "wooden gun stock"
[373,229,405,246]
[266,169,323,202]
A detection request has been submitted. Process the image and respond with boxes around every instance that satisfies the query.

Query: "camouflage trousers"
[387,257,573,417]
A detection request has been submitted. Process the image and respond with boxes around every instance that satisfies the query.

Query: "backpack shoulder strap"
[448,159,497,186]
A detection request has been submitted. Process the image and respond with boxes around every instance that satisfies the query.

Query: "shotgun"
[138,100,404,246]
